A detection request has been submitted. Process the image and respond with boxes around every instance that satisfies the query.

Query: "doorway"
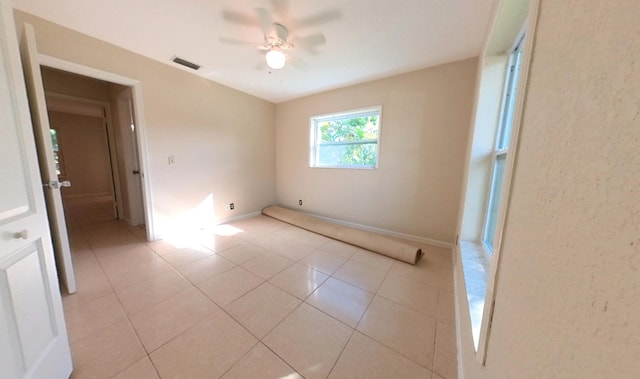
[45,95,119,227]
[39,66,149,234]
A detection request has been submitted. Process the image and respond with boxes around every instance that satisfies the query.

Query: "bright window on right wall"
[309,106,381,169]
[483,36,525,253]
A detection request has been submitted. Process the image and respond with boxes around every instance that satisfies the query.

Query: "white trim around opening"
[37,54,156,241]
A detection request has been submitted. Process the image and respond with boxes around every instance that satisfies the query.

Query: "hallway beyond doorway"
[63,194,116,227]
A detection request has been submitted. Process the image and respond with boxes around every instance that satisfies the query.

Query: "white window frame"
[455,0,539,365]
[482,36,525,255]
[309,106,382,169]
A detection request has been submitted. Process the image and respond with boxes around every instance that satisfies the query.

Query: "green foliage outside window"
[50,129,63,176]
[318,115,379,166]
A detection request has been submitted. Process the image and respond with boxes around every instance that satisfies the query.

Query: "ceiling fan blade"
[293,9,341,28]
[275,23,289,42]
[288,54,309,70]
[294,33,326,50]
[255,7,273,36]
[254,60,267,71]
[219,37,257,47]
[270,0,289,21]
[221,9,256,27]
[254,50,268,71]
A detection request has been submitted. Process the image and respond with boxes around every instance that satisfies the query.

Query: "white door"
[0,1,73,378]
[19,23,76,294]
[117,90,145,225]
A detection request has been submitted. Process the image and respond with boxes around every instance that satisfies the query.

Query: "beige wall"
[14,10,276,236]
[460,0,640,377]
[48,111,112,197]
[275,59,477,243]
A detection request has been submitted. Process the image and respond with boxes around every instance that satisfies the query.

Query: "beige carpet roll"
[262,205,423,265]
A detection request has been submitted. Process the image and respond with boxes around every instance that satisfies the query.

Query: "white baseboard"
[295,210,452,249]
[62,192,112,199]
[214,211,262,226]
[153,211,262,241]
[153,209,452,250]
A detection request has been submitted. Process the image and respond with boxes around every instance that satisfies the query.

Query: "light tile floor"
[62,201,457,378]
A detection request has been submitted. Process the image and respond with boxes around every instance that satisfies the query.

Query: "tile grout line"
[70,221,154,378]
[67,216,455,378]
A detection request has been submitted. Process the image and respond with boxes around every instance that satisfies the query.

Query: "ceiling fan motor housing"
[266,23,292,49]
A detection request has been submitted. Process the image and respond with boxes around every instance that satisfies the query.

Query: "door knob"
[132,170,140,175]
[14,230,28,240]
[43,180,72,189]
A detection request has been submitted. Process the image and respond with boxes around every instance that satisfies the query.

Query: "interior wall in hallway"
[48,111,113,198]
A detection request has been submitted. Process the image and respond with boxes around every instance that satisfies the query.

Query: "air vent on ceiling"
[171,56,200,70]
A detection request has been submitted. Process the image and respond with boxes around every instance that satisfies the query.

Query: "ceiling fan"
[220,1,340,71]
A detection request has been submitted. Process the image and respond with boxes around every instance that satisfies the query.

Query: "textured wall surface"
[460,0,640,377]
[276,59,477,243]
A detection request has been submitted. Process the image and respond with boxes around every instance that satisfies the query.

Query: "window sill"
[458,240,490,350]
[310,165,377,170]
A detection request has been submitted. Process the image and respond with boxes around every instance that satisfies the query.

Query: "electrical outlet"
[168,155,176,166]
[229,203,235,210]
[299,199,302,206]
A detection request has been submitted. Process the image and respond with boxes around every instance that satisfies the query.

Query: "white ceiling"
[13,0,497,103]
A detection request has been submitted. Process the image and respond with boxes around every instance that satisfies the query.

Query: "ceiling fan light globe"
[266,50,286,70]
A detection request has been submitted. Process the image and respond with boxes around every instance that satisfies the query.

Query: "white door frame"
[38,55,156,241]
[45,92,124,220]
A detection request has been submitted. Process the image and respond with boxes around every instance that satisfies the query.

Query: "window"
[310,106,381,169]
[483,36,525,253]
[50,128,66,177]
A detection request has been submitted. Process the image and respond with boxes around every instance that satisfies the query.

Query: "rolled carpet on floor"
[262,205,423,265]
